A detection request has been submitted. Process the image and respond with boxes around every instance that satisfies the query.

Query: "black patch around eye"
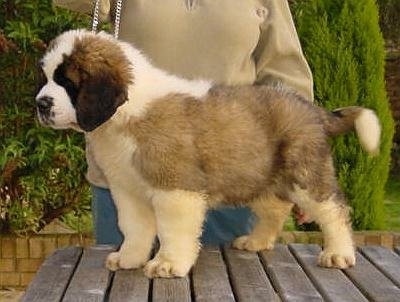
[54,62,79,106]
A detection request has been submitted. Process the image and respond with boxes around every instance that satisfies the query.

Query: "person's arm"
[254,0,313,101]
[53,0,111,21]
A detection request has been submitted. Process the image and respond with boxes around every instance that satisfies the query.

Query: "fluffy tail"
[321,106,381,155]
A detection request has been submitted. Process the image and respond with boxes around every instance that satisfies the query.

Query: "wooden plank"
[62,245,115,302]
[289,244,367,302]
[260,244,323,302]
[21,247,83,302]
[223,247,278,301]
[344,251,400,301]
[192,246,235,302]
[152,276,191,302]
[359,245,400,288]
[109,269,150,302]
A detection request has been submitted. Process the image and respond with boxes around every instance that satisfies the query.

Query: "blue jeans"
[91,186,255,246]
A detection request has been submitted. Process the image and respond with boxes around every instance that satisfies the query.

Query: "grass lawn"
[384,174,400,231]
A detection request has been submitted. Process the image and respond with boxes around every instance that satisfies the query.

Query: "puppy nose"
[36,96,53,112]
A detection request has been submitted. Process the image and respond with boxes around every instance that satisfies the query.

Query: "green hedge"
[0,0,91,234]
[291,0,394,229]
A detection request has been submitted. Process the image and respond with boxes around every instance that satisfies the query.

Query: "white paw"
[232,235,274,252]
[106,252,121,271]
[143,256,191,278]
[105,251,148,271]
[318,247,356,269]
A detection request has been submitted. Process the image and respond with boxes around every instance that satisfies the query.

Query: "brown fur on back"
[129,85,341,205]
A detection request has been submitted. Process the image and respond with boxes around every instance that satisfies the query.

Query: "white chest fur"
[86,125,151,199]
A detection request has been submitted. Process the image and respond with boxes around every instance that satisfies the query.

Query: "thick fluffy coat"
[36,30,380,278]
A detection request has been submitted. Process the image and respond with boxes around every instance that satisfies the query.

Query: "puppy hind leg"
[292,186,355,269]
[233,195,293,251]
[144,189,207,278]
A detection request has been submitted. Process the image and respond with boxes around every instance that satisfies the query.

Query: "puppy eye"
[53,63,79,105]
[54,70,76,91]
[54,64,74,87]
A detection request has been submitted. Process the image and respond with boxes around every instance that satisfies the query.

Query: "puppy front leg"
[144,190,207,278]
[106,189,157,271]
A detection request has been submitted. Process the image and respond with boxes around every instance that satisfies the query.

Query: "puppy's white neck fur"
[114,35,212,119]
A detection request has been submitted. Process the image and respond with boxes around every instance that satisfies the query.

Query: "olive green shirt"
[54,0,313,99]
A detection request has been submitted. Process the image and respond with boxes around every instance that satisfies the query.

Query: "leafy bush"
[0,0,91,234]
[291,0,394,229]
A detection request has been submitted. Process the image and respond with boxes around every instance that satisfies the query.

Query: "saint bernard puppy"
[36,29,381,278]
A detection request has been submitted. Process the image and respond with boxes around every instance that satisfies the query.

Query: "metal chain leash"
[91,0,123,39]
[91,0,100,33]
[113,0,123,39]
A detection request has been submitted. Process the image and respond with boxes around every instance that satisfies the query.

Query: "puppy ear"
[75,74,128,132]
[66,34,133,131]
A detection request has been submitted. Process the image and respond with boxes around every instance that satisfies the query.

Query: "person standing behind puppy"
[54,0,313,246]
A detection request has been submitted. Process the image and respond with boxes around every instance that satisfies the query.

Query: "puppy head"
[36,29,133,132]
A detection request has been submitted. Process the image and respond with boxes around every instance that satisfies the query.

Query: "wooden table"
[22,244,400,301]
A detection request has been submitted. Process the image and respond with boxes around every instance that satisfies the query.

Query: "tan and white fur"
[36,29,381,278]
